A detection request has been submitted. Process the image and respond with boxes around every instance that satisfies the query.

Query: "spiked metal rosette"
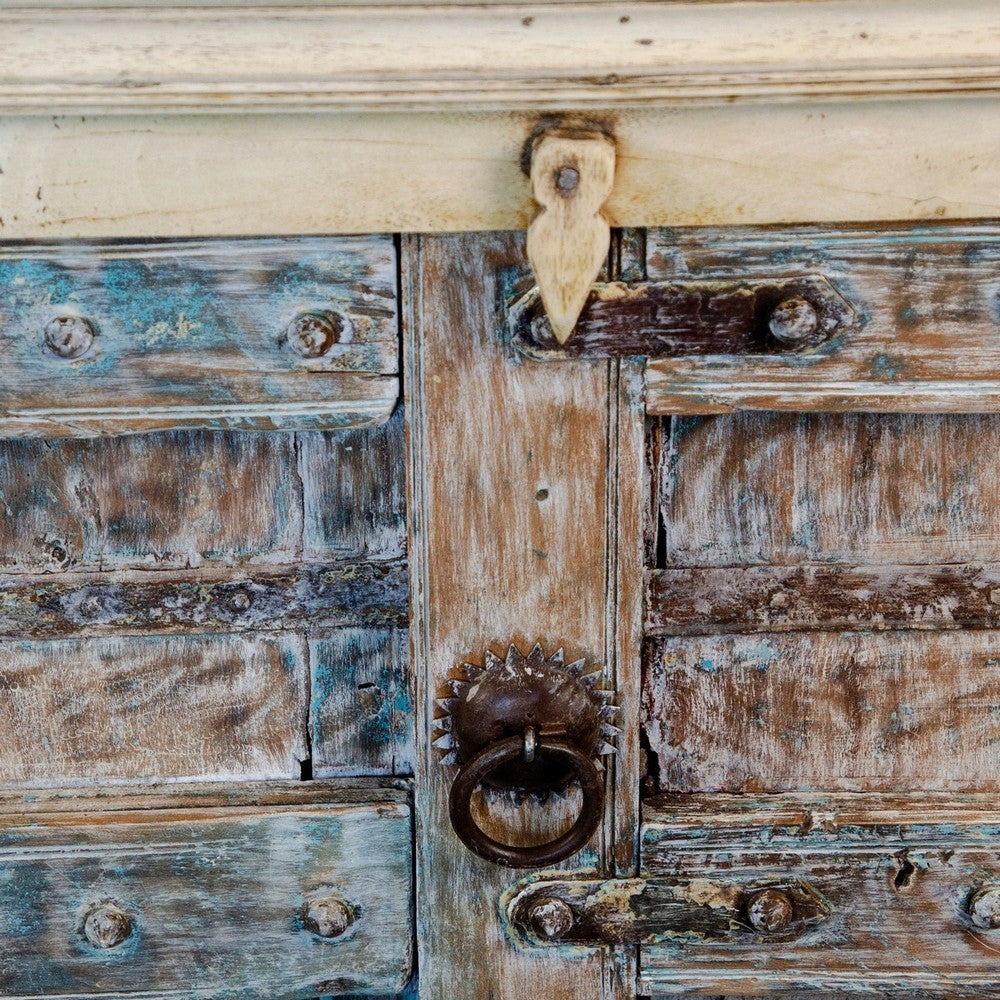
[433,641,620,800]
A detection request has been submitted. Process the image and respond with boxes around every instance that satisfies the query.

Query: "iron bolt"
[44,315,96,359]
[78,593,105,618]
[969,886,1000,929]
[82,902,133,949]
[768,296,819,347]
[303,895,355,939]
[745,888,794,932]
[285,311,345,358]
[525,896,575,941]
[555,166,580,193]
[228,589,252,613]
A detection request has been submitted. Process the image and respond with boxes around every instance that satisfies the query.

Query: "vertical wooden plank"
[301,406,407,562]
[311,627,413,777]
[406,233,640,1000]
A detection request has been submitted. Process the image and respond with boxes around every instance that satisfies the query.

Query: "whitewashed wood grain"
[645,224,1000,414]
[405,232,645,999]
[641,793,1000,996]
[645,630,1000,794]
[0,633,309,786]
[3,103,1000,240]
[659,412,1000,567]
[0,237,397,436]
[0,782,413,998]
[2,2,998,113]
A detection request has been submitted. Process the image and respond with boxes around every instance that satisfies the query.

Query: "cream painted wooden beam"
[1,1,1000,114]
[2,101,1000,240]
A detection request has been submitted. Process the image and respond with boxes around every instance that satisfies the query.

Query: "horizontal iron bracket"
[509,274,860,360]
[501,872,831,947]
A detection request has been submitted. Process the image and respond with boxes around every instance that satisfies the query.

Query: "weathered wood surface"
[0,411,405,574]
[645,631,1000,794]
[405,233,645,999]
[0,782,413,998]
[0,562,407,639]
[301,408,407,562]
[0,238,397,436]
[0,633,309,786]
[312,628,413,778]
[4,104,1000,242]
[644,224,1000,413]
[4,2,999,113]
[641,793,1000,996]
[645,563,1000,635]
[657,412,1000,567]
[511,276,856,360]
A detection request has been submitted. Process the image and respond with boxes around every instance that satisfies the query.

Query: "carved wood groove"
[0,561,407,639]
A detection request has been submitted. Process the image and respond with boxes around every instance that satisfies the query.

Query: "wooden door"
[406,224,1000,999]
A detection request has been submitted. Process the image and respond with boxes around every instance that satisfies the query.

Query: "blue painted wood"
[0,237,398,437]
[0,783,413,998]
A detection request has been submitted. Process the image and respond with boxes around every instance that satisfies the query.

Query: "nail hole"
[893,855,917,891]
[535,488,550,501]
[357,682,377,690]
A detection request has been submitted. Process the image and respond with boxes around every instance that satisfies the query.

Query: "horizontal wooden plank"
[312,628,413,778]
[0,783,412,998]
[644,563,1000,635]
[640,793,1000,996]
[644,632,1000,794]
[658,412,1000,568]
[0,561,407,638]
[3,102,1000,239]
[0,431,302,572]
[645,223,1000,414]
[2,2,998,113]
[0,237,397,436]
[0,633,309,786]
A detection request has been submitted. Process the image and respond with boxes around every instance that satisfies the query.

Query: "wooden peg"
[526,131,616,345]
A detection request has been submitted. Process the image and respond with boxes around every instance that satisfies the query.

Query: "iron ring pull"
[448,733,604,868]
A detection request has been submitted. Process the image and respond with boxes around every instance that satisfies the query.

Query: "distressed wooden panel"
[301,406,407,562]
[0,562,407,639]
[644,563,1000,635]
[0,782,412,998]
[640,794,1000,996]
[0,431,301,573]
[0,633,308,786]
[406,233,645,999]
[660,413,1000,567]
[644,223,1000,414]
[0,237,397,436]
[644,632,1000,794]
[312,628,413,777]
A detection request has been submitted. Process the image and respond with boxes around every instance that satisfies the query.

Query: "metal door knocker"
[436,641,619,868]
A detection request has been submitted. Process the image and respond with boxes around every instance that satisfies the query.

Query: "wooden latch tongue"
[526,130,616,345]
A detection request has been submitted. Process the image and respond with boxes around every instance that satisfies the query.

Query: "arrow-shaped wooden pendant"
[526,130,616,345]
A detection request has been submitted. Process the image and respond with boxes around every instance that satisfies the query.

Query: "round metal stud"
[555,166,580,193]
[525,896,575,941]
[745,888,794,933]
[303,894,355,939]
[768,296,819,347]
[44,315,96,360]
[284,311,345,358]
[969,886,1000,929]
[82,902,133,949]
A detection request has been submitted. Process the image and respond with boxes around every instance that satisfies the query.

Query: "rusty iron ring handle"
[448,734,604,868]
